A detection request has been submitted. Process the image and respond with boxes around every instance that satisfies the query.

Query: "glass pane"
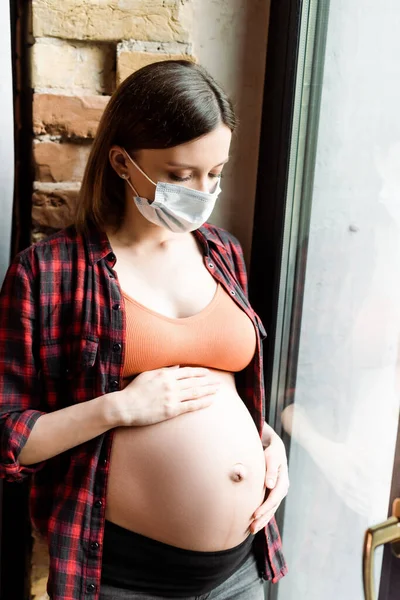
[275,2,400,599]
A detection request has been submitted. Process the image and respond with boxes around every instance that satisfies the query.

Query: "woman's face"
[110,123,232,202]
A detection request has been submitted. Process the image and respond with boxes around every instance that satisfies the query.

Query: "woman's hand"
[109,366,220,427]
[250,424,290,534]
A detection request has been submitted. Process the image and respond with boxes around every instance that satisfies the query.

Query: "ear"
[109,145,129,179]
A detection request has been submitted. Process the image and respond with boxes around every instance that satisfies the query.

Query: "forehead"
[138,124,232,167]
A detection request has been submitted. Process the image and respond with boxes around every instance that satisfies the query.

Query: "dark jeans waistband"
[101,520,255,598]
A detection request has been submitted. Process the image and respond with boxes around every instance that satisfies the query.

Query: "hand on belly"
[106,375,266,551]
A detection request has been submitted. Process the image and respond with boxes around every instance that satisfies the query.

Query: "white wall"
[0,1,14,284]
[189,0,271,263]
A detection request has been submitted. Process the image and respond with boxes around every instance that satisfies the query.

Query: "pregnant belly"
[105,370,266,551]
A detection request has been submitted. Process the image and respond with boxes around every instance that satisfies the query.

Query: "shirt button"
[113,343,122,352]
[109,379,119,391]
[107,253,116,262]
[102,458,108,466]
[86,583,96,593]
[230,290,236,296]
[208,262,214,268]
[90,541,100,551]
[112,303,120,310]
[94,500,102,508]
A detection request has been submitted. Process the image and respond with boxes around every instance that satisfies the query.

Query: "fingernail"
[267,478,275,488]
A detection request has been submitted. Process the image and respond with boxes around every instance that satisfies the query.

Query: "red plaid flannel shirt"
[0,221,287,599]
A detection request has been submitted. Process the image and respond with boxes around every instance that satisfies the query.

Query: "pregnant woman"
[0,61,288,600]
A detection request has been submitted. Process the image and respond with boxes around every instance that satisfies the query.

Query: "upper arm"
[0,256,46,480]
[0,256,40,409]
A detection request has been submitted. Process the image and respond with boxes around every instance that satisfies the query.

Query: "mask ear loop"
[122,149,157,187]
[120,173,140,197]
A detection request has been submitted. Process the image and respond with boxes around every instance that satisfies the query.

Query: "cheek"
[129,172,156,202]
[143,181,156,202]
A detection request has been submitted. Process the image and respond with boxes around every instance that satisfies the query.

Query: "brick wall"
[31,0,194,243]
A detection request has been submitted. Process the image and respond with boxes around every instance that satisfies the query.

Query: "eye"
[169,173,192,182]
[169,171,223,183]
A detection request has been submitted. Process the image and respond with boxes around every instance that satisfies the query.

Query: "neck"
[106,190,185,250]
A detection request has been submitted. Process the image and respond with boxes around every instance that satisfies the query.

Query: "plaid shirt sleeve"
[0,255,46,482]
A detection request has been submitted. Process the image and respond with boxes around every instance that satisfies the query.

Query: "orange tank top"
[122,284,256,378]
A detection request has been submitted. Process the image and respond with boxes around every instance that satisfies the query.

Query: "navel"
[229,462,247,482]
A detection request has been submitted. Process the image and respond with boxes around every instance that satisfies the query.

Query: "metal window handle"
[363,498,400,600]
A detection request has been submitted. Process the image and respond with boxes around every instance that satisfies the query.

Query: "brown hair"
[75,60,237,233]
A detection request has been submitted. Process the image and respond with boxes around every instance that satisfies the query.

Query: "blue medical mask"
[122,150,221,233]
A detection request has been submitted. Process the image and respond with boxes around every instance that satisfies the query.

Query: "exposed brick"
[32,229,57,245]
[31,39,115,95]
[120,55,195,85]
[32,0,190,43]
[32,186,79,232]
[116,40,194,83]
[34,141,91,183]
[118,51,194,83]
[33,94,110,139]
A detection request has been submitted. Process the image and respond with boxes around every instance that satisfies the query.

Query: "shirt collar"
[84,220,114,266]
[195,223,225,251]
[84,220,225,266]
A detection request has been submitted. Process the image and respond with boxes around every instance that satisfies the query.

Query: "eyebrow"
[165,158,230,168]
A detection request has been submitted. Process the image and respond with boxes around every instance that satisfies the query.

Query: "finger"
[252,480,288,520]
[264,456,280,489]
[179,376,220,391]
[252,497,280,522]
[173,367,211,380]
[265,468,279,489]
[250,513,274,534]
[178,395,216,414]
[180,384,220,402]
